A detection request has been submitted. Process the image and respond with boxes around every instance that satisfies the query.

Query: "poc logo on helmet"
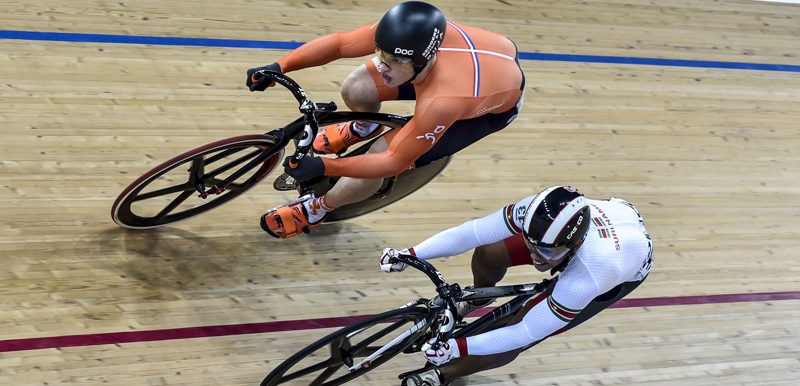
[394,47,414,56]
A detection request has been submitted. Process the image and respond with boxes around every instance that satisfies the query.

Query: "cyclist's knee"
[495,349,523,368]
[472,242,512,270]
[341,65,381,111]
[366,137,388,153]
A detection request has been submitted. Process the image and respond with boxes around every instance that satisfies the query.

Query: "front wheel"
[111,134,283,229]
[261,306,432,386]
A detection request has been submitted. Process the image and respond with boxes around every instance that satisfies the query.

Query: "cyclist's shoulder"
[490,195,536,233]
[444,20,508,42]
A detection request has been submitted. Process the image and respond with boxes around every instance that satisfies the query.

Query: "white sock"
[351,121,380,137]
[303,196,333,224]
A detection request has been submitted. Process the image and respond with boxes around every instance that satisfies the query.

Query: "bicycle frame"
[258,254,553,385]
[391,254,552,350]
[195,70,409,199]
[347,314,432,372]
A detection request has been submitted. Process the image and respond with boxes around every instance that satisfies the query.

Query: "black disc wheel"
[295,113,449,223]
[261,307,431,386]
[111,134,283,229]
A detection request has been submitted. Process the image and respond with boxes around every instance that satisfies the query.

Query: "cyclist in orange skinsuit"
[247,1,525,238]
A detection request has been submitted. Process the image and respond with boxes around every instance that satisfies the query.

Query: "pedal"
[272,172,298,191]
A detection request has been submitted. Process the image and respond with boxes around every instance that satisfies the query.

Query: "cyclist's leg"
[314,59,415,154]
[310,63,416,209]
[457,235,535,321]
[340,63,382,112]
[471,234,531,287]
[322,137,389,209]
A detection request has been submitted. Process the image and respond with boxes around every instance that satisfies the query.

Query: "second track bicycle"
[260,253,552,385]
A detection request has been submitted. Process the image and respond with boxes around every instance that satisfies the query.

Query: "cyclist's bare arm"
[321,98,468,178]
[277,24,377,73]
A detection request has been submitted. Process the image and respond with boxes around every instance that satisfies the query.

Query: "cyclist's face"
[524,237,570,272]
[376,50,415,87]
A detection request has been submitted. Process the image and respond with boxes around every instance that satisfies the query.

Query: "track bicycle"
[111,70,450,229]
[260,253,552,386]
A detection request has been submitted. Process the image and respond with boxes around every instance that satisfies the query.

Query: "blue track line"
[2,29,799,73]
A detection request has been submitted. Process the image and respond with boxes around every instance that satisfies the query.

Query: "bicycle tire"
[261,306,431,386]
[111,134,283,229]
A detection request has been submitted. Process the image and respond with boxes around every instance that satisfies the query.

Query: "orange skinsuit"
[276,21,524,179]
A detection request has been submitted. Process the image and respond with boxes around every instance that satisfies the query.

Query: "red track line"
[1,291,797,353]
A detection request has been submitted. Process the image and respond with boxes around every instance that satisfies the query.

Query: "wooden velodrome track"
[1,0,799,385]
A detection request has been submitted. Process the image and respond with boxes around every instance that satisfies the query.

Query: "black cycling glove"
[246,62,282,92]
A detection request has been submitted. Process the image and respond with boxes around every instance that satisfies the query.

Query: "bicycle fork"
[346,317,430,372]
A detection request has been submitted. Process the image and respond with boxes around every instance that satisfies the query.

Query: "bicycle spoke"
[154,190,194,220]
[203,146,254,165]
[278,357,340,383]
[352,345,384,357]
[212,179,246,192]
[278,337,351,384]
[133,183,194,201]
[349,318,417,354]
[309,364,345,386]
[203,148,264,181]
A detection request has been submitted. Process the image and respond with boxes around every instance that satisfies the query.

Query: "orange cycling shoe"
[312,121,383,155]
[260,196,327,239]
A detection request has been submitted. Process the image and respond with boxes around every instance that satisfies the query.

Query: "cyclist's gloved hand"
[283,155,325,184]
[246,62,282,92]
[421,337,461,366]
[379,248,410,272]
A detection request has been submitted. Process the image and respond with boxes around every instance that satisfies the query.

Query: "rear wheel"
[111,134,283,229]
[320,156,450,223]
[296,114,449,223]
[261,307,431,386]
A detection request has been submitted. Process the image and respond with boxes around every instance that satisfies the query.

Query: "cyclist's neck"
[412,56,438,84]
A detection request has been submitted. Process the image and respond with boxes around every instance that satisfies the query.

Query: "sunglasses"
[534,245,571,261]
[524,237,571,261]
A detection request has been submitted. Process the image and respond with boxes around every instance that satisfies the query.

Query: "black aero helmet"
[375,1,447,69]
[523,186,591,260]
